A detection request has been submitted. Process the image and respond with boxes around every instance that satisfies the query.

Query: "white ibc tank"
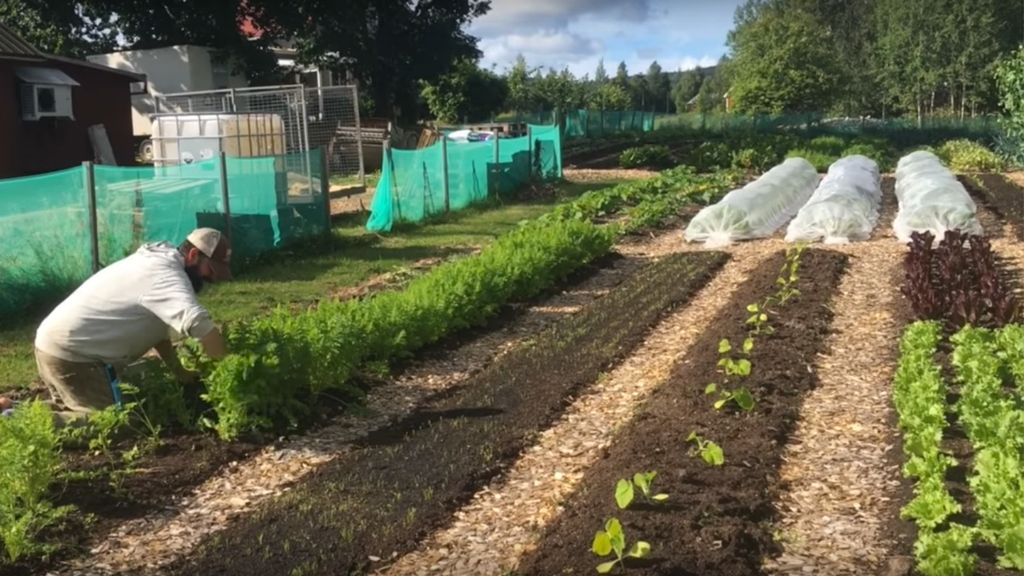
[151,113,286,166]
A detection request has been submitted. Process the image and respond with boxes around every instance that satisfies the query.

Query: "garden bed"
[516,249,847,576]
[167,251,728,576]
[972,174,1024,240]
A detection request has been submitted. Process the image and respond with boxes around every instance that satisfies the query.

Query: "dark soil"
[0,435,260,576]
[169,251,729,576]
[959,176,1007,240]
[974,174,1024,241]
[516,249,848,576]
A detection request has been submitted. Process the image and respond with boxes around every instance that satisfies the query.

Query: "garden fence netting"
[893,151,982,243]
[785,155,882,244]
[684,157,819,247]
[366,124,562,232]
[0,152,328,318]
[501,110,656,139]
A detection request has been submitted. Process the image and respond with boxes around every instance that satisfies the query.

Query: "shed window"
[15,67,78,121]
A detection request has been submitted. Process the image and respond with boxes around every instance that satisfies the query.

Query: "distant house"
[88,45,249,150]
[0,23,145,178]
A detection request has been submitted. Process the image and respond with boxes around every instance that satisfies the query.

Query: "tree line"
[726,0,1023,122]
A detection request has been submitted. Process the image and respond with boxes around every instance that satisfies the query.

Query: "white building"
[88,45,249,139]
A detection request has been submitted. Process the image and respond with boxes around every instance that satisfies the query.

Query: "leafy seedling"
[616,472,668,509]
[592,518,651,573]
[713,387,756,411]
[687,432,725,466]
[631,471,669,504]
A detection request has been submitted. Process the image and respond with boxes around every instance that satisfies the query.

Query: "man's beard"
[184,265,205,294]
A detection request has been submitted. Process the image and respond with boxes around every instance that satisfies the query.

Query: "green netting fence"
[0,151,329,318]
[366,124,562,232]
[496,110,657,139]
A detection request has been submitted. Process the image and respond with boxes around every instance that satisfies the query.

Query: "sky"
[469,0,744,78]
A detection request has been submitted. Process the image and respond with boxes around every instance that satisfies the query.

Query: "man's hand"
[0,397,12,411]
[199,328,228,360]
[176,369,203,387]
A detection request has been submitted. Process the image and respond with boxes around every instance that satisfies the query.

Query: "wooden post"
[219,152,233,241]
[84,161,99,273]
[441,134,450,212]
[320,146,331,232]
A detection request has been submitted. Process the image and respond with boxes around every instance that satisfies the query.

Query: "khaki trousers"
[34,348,125,427]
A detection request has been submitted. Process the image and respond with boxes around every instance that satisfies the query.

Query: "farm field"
[0,157,1016,576]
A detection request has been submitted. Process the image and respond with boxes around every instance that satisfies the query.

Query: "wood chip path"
[763,190,908,575]
[56,227,686,576]
[378,237,777,576]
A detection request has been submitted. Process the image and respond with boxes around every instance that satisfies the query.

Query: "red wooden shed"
[0,23,146,178]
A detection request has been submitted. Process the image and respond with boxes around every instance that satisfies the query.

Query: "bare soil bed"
[972,174,1024,240]
[516,249,847,576]
[166,252,728,576]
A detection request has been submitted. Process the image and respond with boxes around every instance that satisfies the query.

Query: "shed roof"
[0,22,45,59]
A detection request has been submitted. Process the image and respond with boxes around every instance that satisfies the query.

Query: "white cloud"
[471,0,740,78]
[473,0,650,34]
[678,55,720,71]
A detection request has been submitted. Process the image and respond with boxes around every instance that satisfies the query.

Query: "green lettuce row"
[892,321,976,575]
[952,326,1024,570]
[203,219,616,440]
[541,166,741,225]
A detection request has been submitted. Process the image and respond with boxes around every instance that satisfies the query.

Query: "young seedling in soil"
[706,338,756,412]
[775,245,805,304]
[745,302,772,335]
[686,432,725,466]
[592,518,651,573]
[615,471,669,509]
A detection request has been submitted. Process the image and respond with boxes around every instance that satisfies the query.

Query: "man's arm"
[154,339,198,383]
[198,327,228,360]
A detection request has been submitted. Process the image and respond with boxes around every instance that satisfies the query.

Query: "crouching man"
[1,228,233,425]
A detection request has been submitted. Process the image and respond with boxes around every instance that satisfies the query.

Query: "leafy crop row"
[902,230,1019,330]
[541,166,741,228]
[951,326,1024,570]
[892,321,975,575]
[200,218,615,439]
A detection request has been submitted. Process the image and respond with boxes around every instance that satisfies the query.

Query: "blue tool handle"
[104,364,123,408]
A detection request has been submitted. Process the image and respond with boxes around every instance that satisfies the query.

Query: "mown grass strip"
[893,321,976,576]
[170,251,729,576]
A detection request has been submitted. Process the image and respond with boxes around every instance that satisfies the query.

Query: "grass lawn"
[0,180,618,393]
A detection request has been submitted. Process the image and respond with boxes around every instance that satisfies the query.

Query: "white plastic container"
[151,113,286,166]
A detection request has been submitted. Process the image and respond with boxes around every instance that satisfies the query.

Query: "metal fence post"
[320,146,332,232]
[352,84,366,188]
[384,140,402,222]
[526,125,534,179]
[493,134,500,197]
[219,152,233,241]
[84,161,99,273]
[440,133,450,212]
